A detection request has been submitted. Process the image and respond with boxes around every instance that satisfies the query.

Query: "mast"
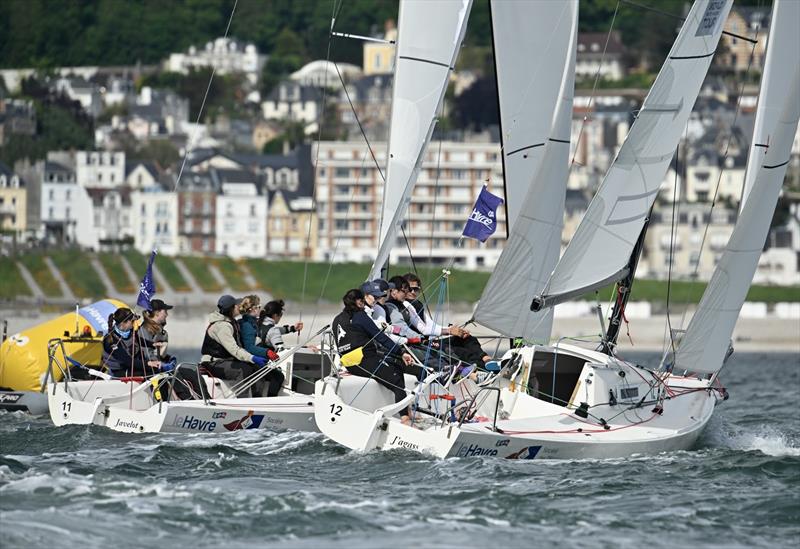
[601,209,651,353]
[368,0,473,281]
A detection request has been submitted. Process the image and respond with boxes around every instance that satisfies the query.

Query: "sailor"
[403,272,492,368]
[200,295,269,398]
[331,288,416,422]
[238,295,284,397]
[139,298,172,362]
[257,299,303,352]
[102,307,169,378]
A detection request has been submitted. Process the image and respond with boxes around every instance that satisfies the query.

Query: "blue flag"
[136,250,157,309]
[462,187,504,243]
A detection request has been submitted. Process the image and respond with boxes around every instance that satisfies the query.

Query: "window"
[184,220,192,233]
[250,204,256,216]
[49,189,54,200]
[335,167,350,178]
[98,173,103,183]
[65,189,70,200]
[141,204,146,215]
[65,207,70,218]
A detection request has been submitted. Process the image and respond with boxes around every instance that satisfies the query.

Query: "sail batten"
[533,0,732,311]
[674,0,800,375]
[473,0,578,340]
[368,0,472,281]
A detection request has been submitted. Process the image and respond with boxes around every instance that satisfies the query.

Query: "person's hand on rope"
[294,321,304,332]
[401,353,414,366]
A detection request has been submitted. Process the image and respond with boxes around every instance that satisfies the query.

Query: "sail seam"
[764,159,790,169]
[669,51,715,60]
[506,143,545,156]
[398,55,451,69]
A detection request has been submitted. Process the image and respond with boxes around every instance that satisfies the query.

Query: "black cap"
[375,279,395,293]
[149,299,173,311]
[217,294,241,312]
[360,281,385,297]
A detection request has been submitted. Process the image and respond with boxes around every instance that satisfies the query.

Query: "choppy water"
[1,352,798,549]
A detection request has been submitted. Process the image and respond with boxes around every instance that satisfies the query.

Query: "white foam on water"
[711,423,799,457]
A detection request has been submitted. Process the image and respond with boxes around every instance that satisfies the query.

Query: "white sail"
[674,0,800,375]
[473,0,578,340]
[491,0,578,231]
[532,0,732,310]
[369,0,472,280]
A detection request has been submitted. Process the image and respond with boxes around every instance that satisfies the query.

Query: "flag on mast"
[136,249,157,309]
[462,186,504,243]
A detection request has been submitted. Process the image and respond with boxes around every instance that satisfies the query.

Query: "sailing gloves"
[252,356,268,367]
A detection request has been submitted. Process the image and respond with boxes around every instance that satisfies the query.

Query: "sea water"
[1,352,798,548]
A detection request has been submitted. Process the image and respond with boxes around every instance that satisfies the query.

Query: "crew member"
[238,295,285,397]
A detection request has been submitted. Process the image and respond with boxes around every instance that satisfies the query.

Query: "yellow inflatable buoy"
[0,299,128,391]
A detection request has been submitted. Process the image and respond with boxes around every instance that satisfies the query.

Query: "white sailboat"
[48,344,320,434]
[314,0,799,459]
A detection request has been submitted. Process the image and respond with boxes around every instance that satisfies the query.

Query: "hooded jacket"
[200,311,254,363]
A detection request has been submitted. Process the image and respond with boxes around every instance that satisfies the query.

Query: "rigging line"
[307,150,369,336]
[567,0,620,175]
[674,33,760,336]
[172,0,239,192]
[333,60,385,183]
[300,0,344,315]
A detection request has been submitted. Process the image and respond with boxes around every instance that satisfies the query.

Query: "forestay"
[532,0,732,310]
[369,0,472,280]
[473,0,578,340]
[674,0,800,375]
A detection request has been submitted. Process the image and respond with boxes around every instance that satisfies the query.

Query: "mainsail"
[674,0,800,375]
[369,0,472,280]
[532,0,732,310]
[473,0,578,340]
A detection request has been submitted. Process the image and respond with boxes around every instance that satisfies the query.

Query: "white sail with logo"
[369,0,472,280]
[532,0,732,310]
[473,0,578,340]
[674,0,800,375]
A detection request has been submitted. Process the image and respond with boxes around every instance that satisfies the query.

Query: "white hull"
[0,390,49,415]
[48,376,317,434]
[314,344,724,460]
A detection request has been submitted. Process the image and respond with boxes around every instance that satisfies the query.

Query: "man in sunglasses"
[402,272,492,368]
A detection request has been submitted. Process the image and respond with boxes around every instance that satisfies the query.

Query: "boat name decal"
[389,435,419,451]
[223,413,266,431]
[114,418,139,430]
[456,443,498,457]
[0,393,22,403]
[172,415,217,432]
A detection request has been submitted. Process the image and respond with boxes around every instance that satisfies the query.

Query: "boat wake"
[705,417,799,457]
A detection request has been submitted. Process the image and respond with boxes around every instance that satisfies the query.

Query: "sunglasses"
[408,286,421,293]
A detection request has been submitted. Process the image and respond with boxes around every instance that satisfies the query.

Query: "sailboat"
[314,0,799,459]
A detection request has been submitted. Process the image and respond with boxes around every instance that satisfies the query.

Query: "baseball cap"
[360,281,385,297]
[374,279,395,293]
[217,294,242,312]
[149,299,173,311]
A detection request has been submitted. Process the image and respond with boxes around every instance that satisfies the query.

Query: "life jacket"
[332,310,374,355]
[200,318,242,361]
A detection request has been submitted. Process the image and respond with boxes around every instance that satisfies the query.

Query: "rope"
[172,0,239,192]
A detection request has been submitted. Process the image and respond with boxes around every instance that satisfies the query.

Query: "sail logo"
[456,443,498,457]
[696,0,726,37]
[172,415,217,432]
[468,208,494,228]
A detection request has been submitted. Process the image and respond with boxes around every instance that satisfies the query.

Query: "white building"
[86,187,134,251]
[290,60,362,88]
[261,81,322,133]
[214,170,267,258]
[314,141,506,270]
[165,38,266,85]
[40,155,96,247]
[76,151,126,188]
[53,76,102,118]
[576,32,626,82]
[131,186,180,256]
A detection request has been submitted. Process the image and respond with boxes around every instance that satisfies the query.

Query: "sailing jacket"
[238,314,267,359]
[365,304,407,345]
[258,317,296,351]
[332,309,400,356]
[201,311,254,364]
[102,329,151,376]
